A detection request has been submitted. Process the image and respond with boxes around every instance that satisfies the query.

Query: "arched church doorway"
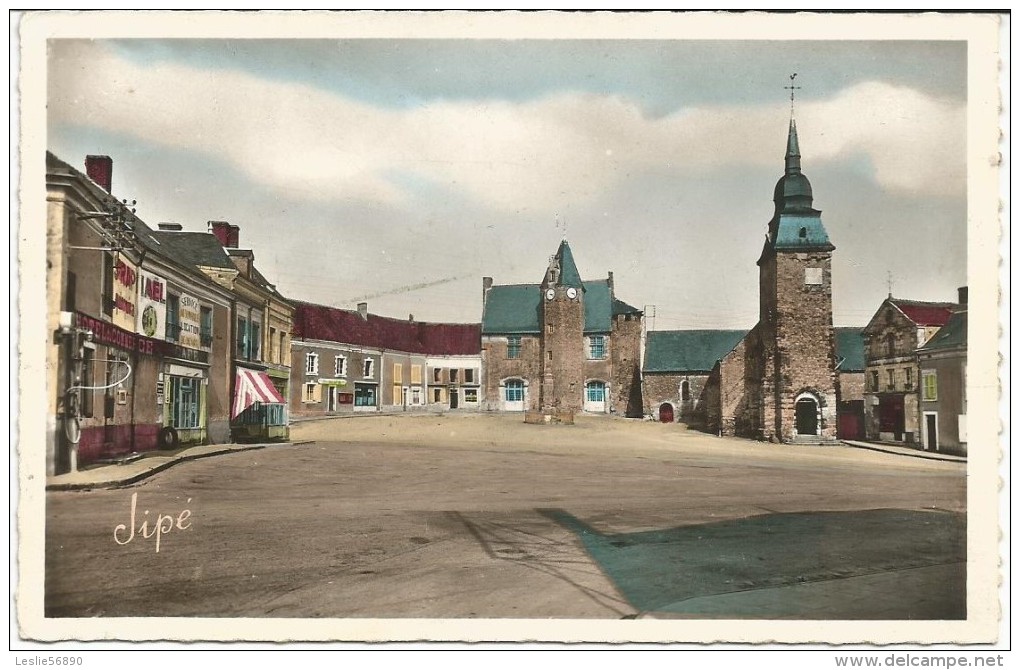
[659,403,674,423]
[795,395,819,436]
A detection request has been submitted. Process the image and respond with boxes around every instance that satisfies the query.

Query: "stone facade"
[643,373,711,425]
[481,241,643,417]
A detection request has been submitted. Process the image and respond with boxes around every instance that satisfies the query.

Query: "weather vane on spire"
[784,73,801,120]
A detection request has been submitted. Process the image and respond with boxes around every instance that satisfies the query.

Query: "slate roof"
[293,301,481,356]
[481,279,634,335]
[772,212,834,251]
[643,330,746,373]
[556,240,584,289]
[835,327,866,372]
[918,310,967,352]
[150,231,237,270]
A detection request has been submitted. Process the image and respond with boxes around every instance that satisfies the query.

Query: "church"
[646,116,861,443]
[480,241,644,417]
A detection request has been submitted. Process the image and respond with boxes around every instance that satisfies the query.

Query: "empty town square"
[45,413,966,620]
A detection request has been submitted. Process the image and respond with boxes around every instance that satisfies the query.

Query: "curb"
[46,441,316,491]
[840,440,966,463]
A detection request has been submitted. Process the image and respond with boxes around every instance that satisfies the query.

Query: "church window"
[680,380,691,402]
[804,268,823,285]
[588,335,606,360]
[507,336,521,359]
[505,379,524,402]
[305,352,318,375]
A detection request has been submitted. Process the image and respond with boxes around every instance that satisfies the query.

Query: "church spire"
[785,119,802,175]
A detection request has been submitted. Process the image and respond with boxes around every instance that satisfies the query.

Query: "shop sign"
[136,270,168,339]
[75,311,209,364]
[112,257,138,332]
[178,293,202,350]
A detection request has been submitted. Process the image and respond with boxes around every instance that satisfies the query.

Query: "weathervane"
[784,73,801,120]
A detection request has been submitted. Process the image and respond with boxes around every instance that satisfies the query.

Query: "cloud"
[48,40,966,211]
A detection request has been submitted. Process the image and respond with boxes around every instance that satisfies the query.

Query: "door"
[795,398,818,435]
[659,403,674,423]
[450,390,459,409]
[503,380,525,411]
[583,381,606,413]
[924,413,938,451]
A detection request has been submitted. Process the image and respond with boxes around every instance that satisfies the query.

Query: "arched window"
[680,380,691,402]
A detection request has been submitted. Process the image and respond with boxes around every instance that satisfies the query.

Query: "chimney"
[228,224,240,248]
[957,286,968,305]
[158,222,183,231]
[607,271,615,294]
[209,221,231,246]
[482,276,493,305]
[357,302,368,320]
[409,314,415,324]
[85,155,113,193]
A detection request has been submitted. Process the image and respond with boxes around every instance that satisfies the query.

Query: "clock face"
[546,289,556,301]
[566,287,578,299]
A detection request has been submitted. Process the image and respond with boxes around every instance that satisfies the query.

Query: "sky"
[46,35,969,330]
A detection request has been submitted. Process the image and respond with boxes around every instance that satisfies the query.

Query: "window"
[236,316,247,357]
[411,387,422,405]
[507,336,521,359]
[433,368,442,383]
[305,352,318,375]
[887,369,895,390]
[303,382,320,403]
[264,403,286,426]
[588,335,606,360]
[334,355,347,376]
[355,384,376,407]
[170,377,201,428]
[680,379,691,402]
[804,268,823,285]
[201,306,214,348]
[280,333,288,363]
[411,365,422,384]
[465,369,475,383]
[269,327,278,363]
[586,382,606,403]
[450,369,459,383]
[433,388,442,403]
[464,389,478,403]
[922,370,938,401]
[166,294,181,342]
[250,321,261,360]
[363,359,375,378]
[870,371,879,392]
[505,379,524,402]
[393,363,402,383]
[904,367,913,389]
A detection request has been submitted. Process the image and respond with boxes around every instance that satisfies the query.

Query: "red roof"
[892,300,956,327]
[293,302,480,356]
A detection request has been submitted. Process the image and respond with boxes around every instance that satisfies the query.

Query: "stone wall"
[643,372,711,425]
[540,290,586,412]
[609,313,643,417]
[481,334,542,411]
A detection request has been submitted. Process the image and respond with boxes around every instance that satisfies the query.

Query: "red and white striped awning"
[232,368,286,418]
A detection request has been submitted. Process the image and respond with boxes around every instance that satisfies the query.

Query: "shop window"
[355,384,376,407]
[507,336,521,359]
[305,352,319,375]
[464,389,478,403]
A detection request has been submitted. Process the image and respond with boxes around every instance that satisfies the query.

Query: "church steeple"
[785,119,802,175]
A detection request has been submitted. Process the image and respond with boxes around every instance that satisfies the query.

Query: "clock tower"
[539,240,586,412]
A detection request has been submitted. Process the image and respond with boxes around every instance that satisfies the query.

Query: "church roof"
[835,327,866,372]
[482,278,630,335]
[918,309,967,352]
[643,330,746,373]
[765,119,834,253]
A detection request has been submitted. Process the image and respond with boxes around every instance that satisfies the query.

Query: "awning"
[232,368,286,418]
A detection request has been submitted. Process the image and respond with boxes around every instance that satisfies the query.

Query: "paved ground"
[44,413,966,619]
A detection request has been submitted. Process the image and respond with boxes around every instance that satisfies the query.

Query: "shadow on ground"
[540,508,966,619]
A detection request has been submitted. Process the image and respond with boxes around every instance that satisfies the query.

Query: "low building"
[862,295,957,445]
[290,301,481,417]
[917,304,968,454]
[834,327,867,440]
